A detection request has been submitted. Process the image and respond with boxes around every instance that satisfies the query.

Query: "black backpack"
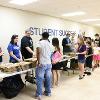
[0,75,24,99]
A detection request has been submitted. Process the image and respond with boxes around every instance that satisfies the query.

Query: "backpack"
[0,75,24,99]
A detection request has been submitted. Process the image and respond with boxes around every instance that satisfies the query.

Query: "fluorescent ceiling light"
[62,11,86,17]
[95,24,100,26]
[9,0,38,6]
[82,19,100,22]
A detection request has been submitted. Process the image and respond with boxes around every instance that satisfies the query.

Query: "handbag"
[52,51,62,64]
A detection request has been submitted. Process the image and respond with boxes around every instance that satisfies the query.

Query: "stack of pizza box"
[0,63,21,73]
[0,58,37,73]
[67,52,76,58]
[19,62,32,70]
[24,58,37,68]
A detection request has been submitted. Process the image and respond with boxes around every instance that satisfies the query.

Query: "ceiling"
[0,0,100,27]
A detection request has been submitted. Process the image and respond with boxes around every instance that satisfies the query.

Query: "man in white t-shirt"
[35,32,52,100]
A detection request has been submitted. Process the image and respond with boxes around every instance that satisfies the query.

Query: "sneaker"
[92,67,95,71]
[83,74,85,77]
[84,71,91,75]
[97,64,99,67]
[79,75,84,80]
[43,92,51,97]
[84,72,87,74]
[35,95,42,100]
[87,72,91,75]
[55,81,59,86]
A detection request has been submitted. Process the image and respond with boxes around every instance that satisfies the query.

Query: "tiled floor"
[0,68,100,100]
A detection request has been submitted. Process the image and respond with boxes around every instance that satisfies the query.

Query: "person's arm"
[22,38,34,56]
[36,47,41,66]
[0,47,4,56]
[25,47,34,55]
[76,51,86,55]
[8,44,21,62]
[9,51,21,62]
[75,44,78,52]
[62,38,66,46]
[0,52,4,56]
[66,43,71,46]
[79,51,87,54]
[19,50,23,61]
[86,49,88,55]
[77,45,87,54]
[0,53,2,56]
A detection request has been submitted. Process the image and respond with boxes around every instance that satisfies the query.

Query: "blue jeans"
[36,64,52,96]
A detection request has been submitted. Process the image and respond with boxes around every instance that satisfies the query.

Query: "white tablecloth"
[0,69,33,80]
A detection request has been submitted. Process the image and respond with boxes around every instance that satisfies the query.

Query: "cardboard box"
[24,58,37,68]
[0,63,21,73]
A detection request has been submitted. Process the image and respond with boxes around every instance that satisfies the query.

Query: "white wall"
[0,6,100,62]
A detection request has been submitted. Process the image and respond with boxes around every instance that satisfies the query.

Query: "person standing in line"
[94,34,100,47]
[35,32,52,100]
[85,41,93,74]
[93,42,100,69]
[77,37,86,80]
[94,33,100,67]
[52,38,62,87]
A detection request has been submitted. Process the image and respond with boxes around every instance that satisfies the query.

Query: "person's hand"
[37,63,42,67]
[52,61,57,64]
[18,59,22,62]
[33,54,36,58]
[20,59,23,62]
[36,62,42,67]
[32,52,36,58]
[76,53,81,55]
[77,53,79,55]
[66,44,70,46]
[1,52,4,56]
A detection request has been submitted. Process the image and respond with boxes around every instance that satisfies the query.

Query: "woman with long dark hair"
[1,35,25,99]
[52,38,62,87]
[7,35,22,63]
